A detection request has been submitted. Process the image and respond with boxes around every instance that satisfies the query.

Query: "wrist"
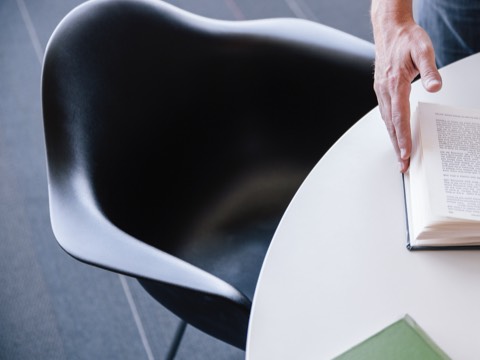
[371,0,414,30]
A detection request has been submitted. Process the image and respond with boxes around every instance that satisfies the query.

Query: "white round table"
[246,52,480,360]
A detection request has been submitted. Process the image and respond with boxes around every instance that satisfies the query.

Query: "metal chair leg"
[165,320,187,360]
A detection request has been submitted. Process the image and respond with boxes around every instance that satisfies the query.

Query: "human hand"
[372,19,442,172]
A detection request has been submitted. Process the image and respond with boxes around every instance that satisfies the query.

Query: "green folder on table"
[333,314,451,360]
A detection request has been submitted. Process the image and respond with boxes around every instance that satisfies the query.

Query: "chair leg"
[165,320,187,360]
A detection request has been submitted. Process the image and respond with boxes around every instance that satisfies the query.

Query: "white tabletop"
[246,52,480,360]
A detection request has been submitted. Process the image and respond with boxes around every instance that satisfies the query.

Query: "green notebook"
[333,314,451,360]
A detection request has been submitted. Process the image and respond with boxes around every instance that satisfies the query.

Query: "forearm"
[371,0,414,33]
[371,0,417,64]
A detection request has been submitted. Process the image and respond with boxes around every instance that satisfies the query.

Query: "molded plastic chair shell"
[41,0,377,350]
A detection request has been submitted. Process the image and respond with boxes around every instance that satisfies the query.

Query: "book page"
[407,107,429,241]
[419,102,480,221]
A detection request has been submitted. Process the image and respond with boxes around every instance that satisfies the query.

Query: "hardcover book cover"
[333,314,451,360]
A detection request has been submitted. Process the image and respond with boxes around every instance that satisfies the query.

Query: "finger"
[391,80,412,164]
[414,41,442,93]
[376,84,402,162]
[421,66,442,93]
[399,158,410,173]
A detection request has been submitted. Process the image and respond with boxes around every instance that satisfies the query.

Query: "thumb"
[418,55,442,93]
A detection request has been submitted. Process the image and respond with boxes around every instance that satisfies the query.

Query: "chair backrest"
[41,0,376,349]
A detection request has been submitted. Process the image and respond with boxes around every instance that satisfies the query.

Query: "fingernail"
[400,148,407,159]
[426,78,442,88]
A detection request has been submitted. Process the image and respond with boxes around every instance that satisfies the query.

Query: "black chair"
[41,0,377,357]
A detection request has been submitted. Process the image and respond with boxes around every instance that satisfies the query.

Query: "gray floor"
[0,0,372,359]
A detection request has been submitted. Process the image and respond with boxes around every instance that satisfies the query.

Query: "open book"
[403,101,480,250]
